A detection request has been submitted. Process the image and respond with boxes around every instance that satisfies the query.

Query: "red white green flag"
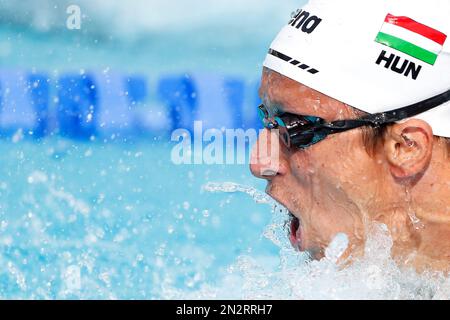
[375,13,447,65]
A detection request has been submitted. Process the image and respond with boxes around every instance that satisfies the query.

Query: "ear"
[383,119,433,181]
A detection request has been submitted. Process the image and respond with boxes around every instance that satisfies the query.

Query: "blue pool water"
[0,139,280,299]
[0,0,290,299]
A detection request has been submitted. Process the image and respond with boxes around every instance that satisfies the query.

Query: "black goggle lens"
[258,104,325,148]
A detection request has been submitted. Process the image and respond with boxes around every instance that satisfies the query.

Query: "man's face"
[251,69,383,259]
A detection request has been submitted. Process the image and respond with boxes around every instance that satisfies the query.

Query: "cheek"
[287,132,369,197]
[289,139,344,186]
[288,149,316,186]
[311,133,364,181]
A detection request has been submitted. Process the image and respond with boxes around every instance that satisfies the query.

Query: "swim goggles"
[258,89,450,149]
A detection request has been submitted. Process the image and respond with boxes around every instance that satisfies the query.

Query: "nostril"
[261,169,278,177]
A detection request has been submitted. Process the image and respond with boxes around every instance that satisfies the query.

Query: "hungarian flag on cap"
[375,13,447,65]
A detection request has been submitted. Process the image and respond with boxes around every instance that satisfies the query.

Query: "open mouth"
[288,212,302,251]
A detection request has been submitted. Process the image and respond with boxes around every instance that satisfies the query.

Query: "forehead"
[258,68,344,119]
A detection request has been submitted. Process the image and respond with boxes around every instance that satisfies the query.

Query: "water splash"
[174,182,450,300]
[0,138,447,300]
[203,182,274,205]
[405,187,425,230]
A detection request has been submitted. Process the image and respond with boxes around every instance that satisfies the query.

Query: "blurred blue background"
[0,0,305,299]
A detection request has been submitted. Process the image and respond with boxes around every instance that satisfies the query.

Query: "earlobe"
[384,120,433,181]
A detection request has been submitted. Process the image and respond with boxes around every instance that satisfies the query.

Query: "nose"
[250,129,288,179]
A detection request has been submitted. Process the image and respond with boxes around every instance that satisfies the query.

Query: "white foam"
[176,182,450,300]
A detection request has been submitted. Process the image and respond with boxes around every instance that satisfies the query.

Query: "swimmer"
[250,0,450,271]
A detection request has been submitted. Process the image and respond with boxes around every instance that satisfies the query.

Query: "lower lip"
[289,216,302,250]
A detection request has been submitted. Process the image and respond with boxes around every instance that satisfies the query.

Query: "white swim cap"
[263,0,450,138]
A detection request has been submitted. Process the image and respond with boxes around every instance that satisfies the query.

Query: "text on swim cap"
[375,50,422,80]
[288,9,322,34]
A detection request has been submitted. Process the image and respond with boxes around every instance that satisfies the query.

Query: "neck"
[369,157,450,273]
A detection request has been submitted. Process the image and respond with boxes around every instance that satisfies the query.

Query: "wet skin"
[250,68,450,271]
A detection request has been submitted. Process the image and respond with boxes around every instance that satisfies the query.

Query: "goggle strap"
[322,88,450,132]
